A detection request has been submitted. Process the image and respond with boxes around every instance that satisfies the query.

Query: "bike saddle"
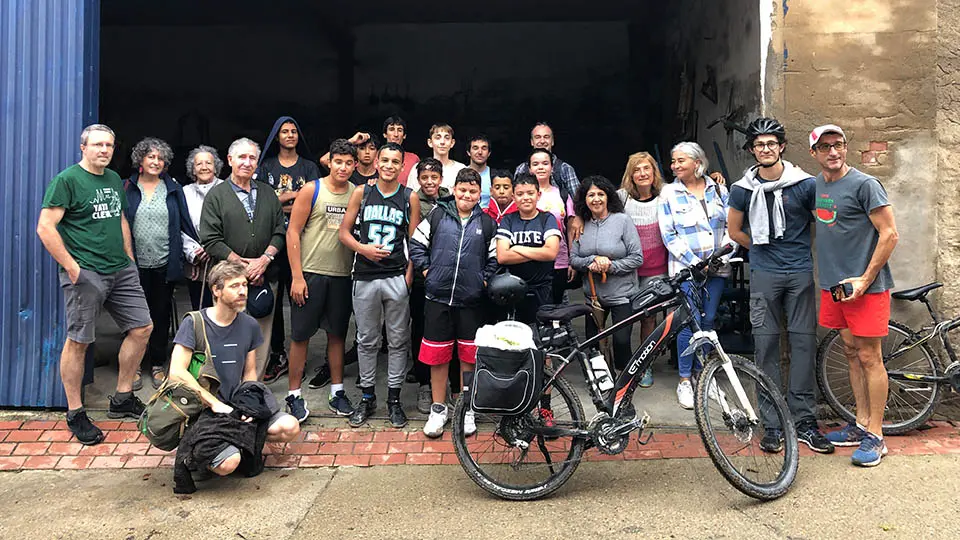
[891,282,942,302]
[536,304,593,323]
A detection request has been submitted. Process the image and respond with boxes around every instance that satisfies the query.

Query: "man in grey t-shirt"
[810,125,899,468]
[168,261,300,478]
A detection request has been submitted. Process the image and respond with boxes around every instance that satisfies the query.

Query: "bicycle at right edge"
[816,282,960,435]
[451,245,799,501]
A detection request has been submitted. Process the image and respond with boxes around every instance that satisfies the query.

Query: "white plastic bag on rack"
[474,321,536,351]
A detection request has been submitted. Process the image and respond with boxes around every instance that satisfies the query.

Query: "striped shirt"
[658,179,734,276]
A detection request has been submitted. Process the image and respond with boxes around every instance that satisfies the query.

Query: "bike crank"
[590,412,650,455]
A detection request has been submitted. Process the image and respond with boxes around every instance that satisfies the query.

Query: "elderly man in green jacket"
[200,137,285,379]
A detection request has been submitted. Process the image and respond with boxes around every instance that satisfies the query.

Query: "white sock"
[288,389,302,398]
[330,383,344,397]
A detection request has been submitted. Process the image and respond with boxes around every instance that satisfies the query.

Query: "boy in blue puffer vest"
[410,168,498,438]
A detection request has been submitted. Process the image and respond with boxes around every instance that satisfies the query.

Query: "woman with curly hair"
[569,175,644,377]
[181,145,223,309]
[123,137,198,390]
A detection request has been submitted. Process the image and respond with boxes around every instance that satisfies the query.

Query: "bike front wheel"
[452,370,586,501]
[816,320,943,435]
[694,354,799,501]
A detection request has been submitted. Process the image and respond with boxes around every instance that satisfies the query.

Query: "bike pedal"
[637,412,653,445]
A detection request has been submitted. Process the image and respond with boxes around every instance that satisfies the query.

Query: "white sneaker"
[463,410,477,436]
[677,380,694,410]
[423,403,448,438]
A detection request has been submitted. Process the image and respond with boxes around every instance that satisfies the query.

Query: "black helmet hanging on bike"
[743,117,786,150]
[487,270,529,307]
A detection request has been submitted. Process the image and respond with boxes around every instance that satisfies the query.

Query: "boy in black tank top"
[338,143,422,428]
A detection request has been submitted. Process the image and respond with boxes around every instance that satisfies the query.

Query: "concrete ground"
[1,455,958,539]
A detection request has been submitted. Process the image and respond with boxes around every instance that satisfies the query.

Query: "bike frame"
[885,316,960,384]
[541,282,697,419]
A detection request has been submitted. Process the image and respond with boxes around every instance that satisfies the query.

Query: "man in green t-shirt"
[37,124,152,446]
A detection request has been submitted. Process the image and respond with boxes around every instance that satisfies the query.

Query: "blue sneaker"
[328,390,355,417]
[639,368,654,388]
[851,433,888,467]
[825,423,867,447]
[285,394,310,423]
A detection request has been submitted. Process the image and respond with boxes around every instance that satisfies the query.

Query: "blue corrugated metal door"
[0,0,100,407]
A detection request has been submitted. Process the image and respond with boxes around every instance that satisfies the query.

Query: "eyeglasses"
[752,141,781,150]
[814,141,846,153]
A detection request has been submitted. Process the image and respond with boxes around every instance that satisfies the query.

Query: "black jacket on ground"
[172,382,279,494]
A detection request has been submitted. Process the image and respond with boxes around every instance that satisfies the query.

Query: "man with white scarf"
[727,118,834,455]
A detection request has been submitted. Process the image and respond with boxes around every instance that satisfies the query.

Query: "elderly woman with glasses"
[123,137,199,390]
[181,145,223,310]
[658,142,736,410]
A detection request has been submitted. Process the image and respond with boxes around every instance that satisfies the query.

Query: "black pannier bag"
[471,346,545,415]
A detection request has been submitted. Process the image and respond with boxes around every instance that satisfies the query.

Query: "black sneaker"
[263,353,289,383]
[797,422,835,454]
[107,394,146,419]
[329,390,355,416]
[348,396,376,428]
[286,394,310,423]
[760,428,784,453]
[344,344,358,366]
[388,401,408,429]
[66,410,104,445]
[308,364,331,389]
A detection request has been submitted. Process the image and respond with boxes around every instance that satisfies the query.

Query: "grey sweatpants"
[353,275,411,390]
[749,270,817,428]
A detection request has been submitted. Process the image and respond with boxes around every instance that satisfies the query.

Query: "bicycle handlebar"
[668,244,735,288]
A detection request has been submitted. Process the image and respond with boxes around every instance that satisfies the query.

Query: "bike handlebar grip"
[715,244,735,258]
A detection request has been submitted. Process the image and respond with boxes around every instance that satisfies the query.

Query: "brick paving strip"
[0,419,958,472]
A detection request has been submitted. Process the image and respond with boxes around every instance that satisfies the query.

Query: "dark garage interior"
[99,0,761,182]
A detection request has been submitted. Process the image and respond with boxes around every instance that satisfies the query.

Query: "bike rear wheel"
[452,370,586,501]
[815,320,943,435]
[695,354,798,501]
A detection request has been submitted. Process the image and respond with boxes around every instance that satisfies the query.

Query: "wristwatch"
[263,252,275,262]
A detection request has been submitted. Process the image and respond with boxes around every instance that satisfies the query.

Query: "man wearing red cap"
[809,124,899,467]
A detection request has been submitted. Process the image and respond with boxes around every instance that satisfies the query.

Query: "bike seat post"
[921,296,940,323]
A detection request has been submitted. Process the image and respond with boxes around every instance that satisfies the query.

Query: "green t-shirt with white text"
[41,164,130,274]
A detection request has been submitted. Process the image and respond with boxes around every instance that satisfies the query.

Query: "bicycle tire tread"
[694,355,799,500]
[451,370,587,501]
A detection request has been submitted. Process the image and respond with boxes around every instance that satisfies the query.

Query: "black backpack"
[471,346,545,415]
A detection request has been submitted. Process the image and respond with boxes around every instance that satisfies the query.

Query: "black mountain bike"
[452,246,799,501]
[816,282,960,434]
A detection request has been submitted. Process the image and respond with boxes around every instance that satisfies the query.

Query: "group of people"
[37,112,898,479]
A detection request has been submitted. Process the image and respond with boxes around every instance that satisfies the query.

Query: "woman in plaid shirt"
[658,142,735,410]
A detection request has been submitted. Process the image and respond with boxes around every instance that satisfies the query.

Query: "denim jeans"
[676,276,726,378]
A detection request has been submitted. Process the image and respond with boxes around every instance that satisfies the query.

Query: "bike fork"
[717,351,759,422]
[684,330,760,422]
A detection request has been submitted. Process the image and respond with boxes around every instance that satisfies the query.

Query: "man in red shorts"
[810,124,899,467]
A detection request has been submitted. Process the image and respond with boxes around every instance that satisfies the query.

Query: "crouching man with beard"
[168,260,299,489]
